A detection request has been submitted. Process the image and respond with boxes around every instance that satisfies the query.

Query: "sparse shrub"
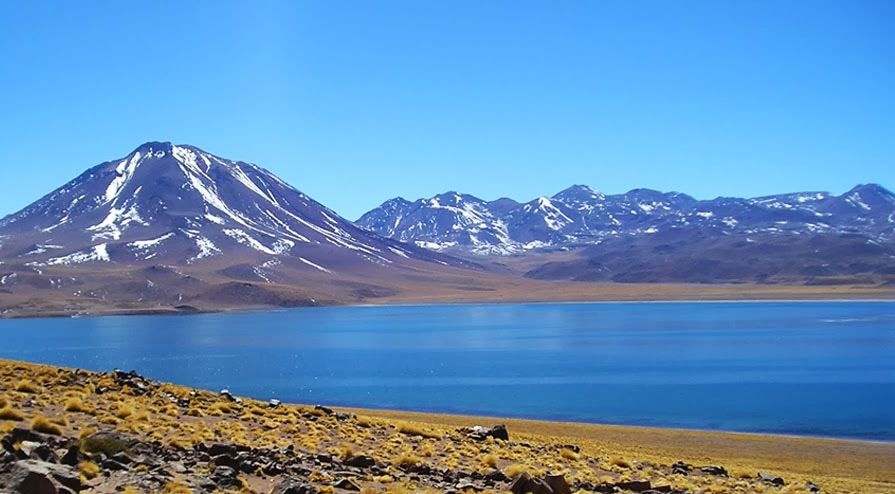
[482,453,499,468]
[160,483,192,494]
[560,448,580,461]
[0,406,24,421]
[64,397,93,414]
[115,403,135,419]
[31,415,62,435]
[14,380,39,393]
[397,422,442,439]
[78,426,98,439]
[393,452,422,467]
[338,443,355,460]
[419,442,436,457]
[504,464,531,478]
[79,461,101,480]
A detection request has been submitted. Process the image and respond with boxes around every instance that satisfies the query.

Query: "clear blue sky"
[1,1,892,219]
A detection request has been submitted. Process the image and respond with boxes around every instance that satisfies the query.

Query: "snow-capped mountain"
[355,192,517,255]
[0,142,479,316]
[357,184,895,255]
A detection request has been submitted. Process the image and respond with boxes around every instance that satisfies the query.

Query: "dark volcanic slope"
[0,142,479,316]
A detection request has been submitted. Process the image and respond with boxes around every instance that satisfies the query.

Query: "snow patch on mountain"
[46,244,110,265]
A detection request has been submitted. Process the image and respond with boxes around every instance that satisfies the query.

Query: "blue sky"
[1,1,892,219]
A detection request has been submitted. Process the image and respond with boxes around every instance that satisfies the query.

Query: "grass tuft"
[31,415,63,435]
[79,460,101,480]
[397,422,443,439]
[0,406,24,421]
[14,380,39,393]
[64,397,93,414]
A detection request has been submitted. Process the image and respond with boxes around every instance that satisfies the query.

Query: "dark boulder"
[758,472,785,486]
[343,455,376,468]
[545,474,572,494]
[615,480,652,492]
[211,465,241,489]
[272,478,319,494]
[509,473,553,494]
[333,478,361,491]
[466,424,510,441]
[0,460,81,494]
[58,445,81,467]
[700,466,728,476]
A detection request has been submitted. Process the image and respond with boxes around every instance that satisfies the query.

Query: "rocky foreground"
[0,359,854,493]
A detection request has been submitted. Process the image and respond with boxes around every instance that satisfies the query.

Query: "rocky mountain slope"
[357,185,895,284]
[0,142,483,317]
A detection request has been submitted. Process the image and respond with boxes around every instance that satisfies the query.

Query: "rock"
[269,399,282,408]
[7,428,46,444]
[700,466,728,476]
[80,431,133,457]
[467,424,510,441]
[101,458,130,471]
[615,480,652,492]
[807,481,821,492]
[59,445,81,467]
[758,472,785,486]
[213,453,242,470]
[18,441,42,458]
[488,424,509,441]
[333,478,361,491]
[204,443,238,457]
[484,470,509,482]
[272,478,319,494]
[334,412,355,421]
[315,405,334,415]
[1,460,82,493]
[455,481,484,491]
[545,474,572,494]
[509,473,553,494]
[211,465,241,489]
[343,455,376,468]
[0,467,59,494]
[671,460,691,475]
[560,444,580,453]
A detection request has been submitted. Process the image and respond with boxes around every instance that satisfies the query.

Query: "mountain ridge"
[357,183,895,256]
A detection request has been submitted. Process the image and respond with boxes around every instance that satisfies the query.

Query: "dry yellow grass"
[31,414,62,435]
[0,406,24,421]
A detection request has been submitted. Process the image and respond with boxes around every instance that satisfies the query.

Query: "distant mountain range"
[1,142,892,317]
[357,184,895,284]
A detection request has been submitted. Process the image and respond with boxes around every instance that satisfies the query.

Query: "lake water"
[1,301,893,441]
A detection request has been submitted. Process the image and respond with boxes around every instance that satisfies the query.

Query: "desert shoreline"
[2,284,895,320]
[1,358,894,493]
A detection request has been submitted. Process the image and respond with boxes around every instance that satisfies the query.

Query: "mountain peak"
[555,184,599,196]
[0,144,463,273]
[848,183,892,197]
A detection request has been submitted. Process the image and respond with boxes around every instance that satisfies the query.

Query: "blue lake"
[1,301,893,441]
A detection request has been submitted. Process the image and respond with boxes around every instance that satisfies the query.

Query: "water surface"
[1,301,893,440]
